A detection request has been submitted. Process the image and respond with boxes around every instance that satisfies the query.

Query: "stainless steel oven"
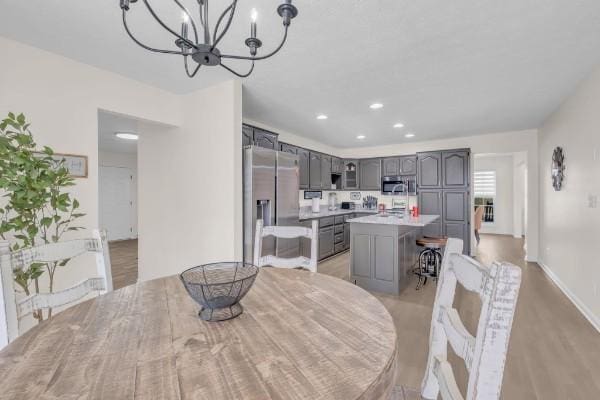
[381,176,417,195]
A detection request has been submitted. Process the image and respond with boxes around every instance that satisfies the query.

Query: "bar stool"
[414,236,448,290]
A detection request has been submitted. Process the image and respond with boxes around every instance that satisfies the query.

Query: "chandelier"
[119,0,298,78]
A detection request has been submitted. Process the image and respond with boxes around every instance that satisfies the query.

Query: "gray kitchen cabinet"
[382,157,400,176]
[417,151,442,189]
[309,152,322,190]
[331,157,343,174]
[399,155,417,175]
[280,143,297,154]
[319,226,335,260]
[343,160,360,190]
[359,158,382,190]
[300,220,312,259]
[343,222,350,249]
[419,190,443,237]
[321,155,332,190]
[242,125,254,147]
[442,150,470,189]
[443,190,470,252]
[253,128,278,150]
[298,148,310,190]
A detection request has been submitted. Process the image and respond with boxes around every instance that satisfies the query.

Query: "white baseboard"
[537,262,600,333]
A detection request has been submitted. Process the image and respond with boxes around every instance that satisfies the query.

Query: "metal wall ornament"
[551,146,565,191]
[119,0,298,78]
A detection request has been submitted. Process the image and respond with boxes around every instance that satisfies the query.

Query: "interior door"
[99,166,133,241]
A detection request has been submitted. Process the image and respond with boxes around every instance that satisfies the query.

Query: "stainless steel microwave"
[381,176,417,195]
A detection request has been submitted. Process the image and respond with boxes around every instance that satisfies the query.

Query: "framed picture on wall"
[35,152,88,178]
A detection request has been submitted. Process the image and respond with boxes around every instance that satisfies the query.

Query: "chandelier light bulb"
[251,8,258,23]
[182,12,190,23]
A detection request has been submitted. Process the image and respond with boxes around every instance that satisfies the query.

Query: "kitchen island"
[348,214,439,294]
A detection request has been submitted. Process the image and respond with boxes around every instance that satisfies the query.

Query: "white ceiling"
[98,112,139,154]
[3,1,600,147]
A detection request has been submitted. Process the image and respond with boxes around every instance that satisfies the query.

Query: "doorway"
[98,111,139,289]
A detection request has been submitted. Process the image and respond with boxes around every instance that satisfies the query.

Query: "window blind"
[474,171,496,197]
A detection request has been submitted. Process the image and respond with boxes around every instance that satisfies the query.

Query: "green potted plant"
[0,112,85,321]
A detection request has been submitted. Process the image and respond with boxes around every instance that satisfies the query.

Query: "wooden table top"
[0,268,398,400]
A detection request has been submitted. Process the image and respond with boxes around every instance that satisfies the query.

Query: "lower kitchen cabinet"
[318,225,335,260]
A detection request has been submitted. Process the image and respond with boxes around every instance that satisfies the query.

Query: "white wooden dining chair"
[0,229,113,346]
[421,238,522,400]
[253,220,318,272]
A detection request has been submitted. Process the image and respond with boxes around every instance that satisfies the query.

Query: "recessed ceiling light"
[316,114,328,120]
[405,133,415,138]
[393,123,404,129]
[115,132,139,141]
[356,135,366,140]
[369,103,384,110]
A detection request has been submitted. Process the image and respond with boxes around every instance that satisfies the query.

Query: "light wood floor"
[108,235,600,398]
[318,234,600,399]
[109,239,138,290]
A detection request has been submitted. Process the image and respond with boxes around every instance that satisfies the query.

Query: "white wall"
[538,64,600,330]
[474,154,514,235]
[98,151,138,238]
[0,38,243,292]
[138,80,243,281]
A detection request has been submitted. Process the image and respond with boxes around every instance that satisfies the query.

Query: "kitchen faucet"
[391,183,410,217]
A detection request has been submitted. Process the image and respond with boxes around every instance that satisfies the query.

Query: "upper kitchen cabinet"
[309,152,322,190]
[442,150,470,189]
[343,160,359,190]
[280,143,297,154]
[359,159,382,190]
[253,128,278,150]
[297,148,310,190]
[382,157,400,176]
[331,157,344,174]
[417,151,442,189]
[321,155,332,190]
[399,155,417,175]
[242,125,254,147]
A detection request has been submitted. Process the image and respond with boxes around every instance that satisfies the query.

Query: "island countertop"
[347,214,440,227]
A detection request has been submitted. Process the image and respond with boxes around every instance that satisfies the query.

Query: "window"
[474,170,496,223]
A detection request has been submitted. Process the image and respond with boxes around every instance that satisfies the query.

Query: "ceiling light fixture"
[393,123,404,129]
[369,103,384,110]
[405,133,415,138]
[356,135,366,140]
[115,132,139,141]
[119,0,298,78]
[316,114,328,120]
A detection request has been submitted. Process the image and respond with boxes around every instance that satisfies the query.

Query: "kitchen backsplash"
[299,191,418,209]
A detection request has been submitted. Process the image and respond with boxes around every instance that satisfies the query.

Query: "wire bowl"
[180,262,259,322]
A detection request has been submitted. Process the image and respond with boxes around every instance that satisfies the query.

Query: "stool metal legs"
[415,248,442,290]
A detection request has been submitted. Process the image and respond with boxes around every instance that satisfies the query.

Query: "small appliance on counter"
[328,193,338,211]
[341,202,356,210]
[362,195,378,210]
[312,197,320,213]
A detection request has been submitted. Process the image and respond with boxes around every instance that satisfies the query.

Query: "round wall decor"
[551,147,565,191]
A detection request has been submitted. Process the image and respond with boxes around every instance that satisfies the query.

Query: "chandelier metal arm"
[220,61,255,78]
[212,1,237,49]
[172,0,199,44]
[122,11,188,55]
[221,26,289,61]
[184,56,202,78]
[142,0,198,50]
[198,0,210,44]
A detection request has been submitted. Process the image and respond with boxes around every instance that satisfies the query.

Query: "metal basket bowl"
[180,262,259,322]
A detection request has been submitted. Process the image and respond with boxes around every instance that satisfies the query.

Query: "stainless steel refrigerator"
[243,146,300,264]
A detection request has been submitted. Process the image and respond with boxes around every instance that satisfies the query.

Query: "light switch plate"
[588,194,598,209]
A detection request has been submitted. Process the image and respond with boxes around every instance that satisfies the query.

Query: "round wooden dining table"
[0,268,398,400]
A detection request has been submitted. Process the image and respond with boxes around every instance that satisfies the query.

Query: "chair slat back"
[421,238,522,400]
[254,220,318,272]
[0,229,113,346]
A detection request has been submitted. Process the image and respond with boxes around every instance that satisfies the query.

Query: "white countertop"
[299,206,378,221]
[347,214,440,227]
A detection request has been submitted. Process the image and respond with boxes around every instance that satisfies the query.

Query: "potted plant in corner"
[0,112,85,321]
